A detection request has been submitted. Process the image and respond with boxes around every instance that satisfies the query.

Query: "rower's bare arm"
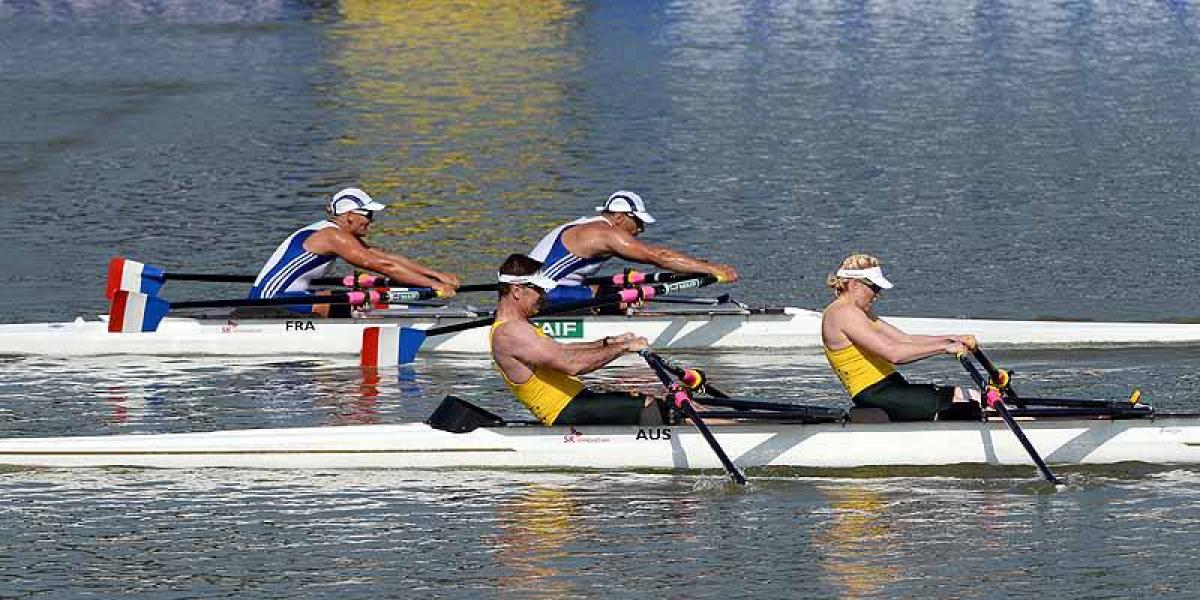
[310,231,455,295]
[838,307,955,364]
[509,329,631,376]
[876,320,978,350]
[875,319,969,346]
[599,230,739,282]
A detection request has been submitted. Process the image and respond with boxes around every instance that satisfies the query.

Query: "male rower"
[529,190,739,306]
[821,253,981,421]
[489,253,668,426]
[249,187,460,317]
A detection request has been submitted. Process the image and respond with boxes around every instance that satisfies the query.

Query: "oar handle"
[170,289,440,310]
[971,348,1016,396]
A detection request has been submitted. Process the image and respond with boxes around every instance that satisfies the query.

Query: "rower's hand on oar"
[436,272,462,287]
[432,282,457,298]
[712,264,739,283]
[621,335,650,353]
[956,335,979,351]
[944,340,969,356]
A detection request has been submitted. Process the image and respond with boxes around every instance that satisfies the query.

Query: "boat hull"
[2,417,1198,471]
[2,307,1199,356]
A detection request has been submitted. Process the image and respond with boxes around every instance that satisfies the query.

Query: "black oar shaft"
[960,354,1060,484]
[172,294,356,309]
[642,350,746,485]
[972,348,1018,399]
[165,273,257,283]
[652,353,733,400]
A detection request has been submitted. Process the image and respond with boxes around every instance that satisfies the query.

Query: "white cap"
[328,187,387,216]
[497,271,558,291]
[836,266,894,289]
[595,190,656,224]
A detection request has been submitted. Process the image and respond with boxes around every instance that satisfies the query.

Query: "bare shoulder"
[307,226,362,254]
[822,299,853,321]
[565,220,623,256]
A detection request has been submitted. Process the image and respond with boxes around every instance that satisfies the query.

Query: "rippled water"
[4,0,1200,597]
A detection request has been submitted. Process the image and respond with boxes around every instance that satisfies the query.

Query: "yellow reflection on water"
[815,487,902,598]
[326,0,582,275]
[491,485,581,596]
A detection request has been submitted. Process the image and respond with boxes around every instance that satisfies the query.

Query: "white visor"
[329,187,387,216]
[836,266,894,289]
[498,271,558,291]
[595,190,656,224]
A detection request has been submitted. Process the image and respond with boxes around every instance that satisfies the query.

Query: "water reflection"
[491,485,580,597]
[816,486,900,597]
[325,0,584,276]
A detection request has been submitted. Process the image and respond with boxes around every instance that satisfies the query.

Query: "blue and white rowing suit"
[529,216,612,306]
[249,221,339,312]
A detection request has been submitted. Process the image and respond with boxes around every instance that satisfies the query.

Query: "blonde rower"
[821,254,981,421]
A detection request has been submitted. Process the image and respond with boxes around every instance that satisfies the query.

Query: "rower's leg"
[952,387,982,403]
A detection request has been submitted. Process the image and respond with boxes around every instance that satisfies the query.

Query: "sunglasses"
[628,214,645,234]
[860,280,882,294]
[352,210,375,222]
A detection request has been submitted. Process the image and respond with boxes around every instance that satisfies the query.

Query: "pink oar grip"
[611,271,647,285]
[673,390,690,409]
[985,389,1003,409]
[346,291,381,306]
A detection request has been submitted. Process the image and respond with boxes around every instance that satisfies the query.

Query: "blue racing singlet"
[249,221,338,299]
[529,216,611,286]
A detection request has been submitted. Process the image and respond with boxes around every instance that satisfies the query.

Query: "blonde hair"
[826,253,882,296]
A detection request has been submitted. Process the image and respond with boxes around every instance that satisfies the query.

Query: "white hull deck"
[2,416,1198,471]
[2,305,1200,357]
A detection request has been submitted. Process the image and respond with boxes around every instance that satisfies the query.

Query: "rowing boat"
[1,398,1196,471]
[3,302,1200,357]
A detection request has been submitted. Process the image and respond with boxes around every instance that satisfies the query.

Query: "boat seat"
[848,407,890,423]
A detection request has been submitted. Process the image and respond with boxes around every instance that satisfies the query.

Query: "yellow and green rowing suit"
[491,321,584,425]
[824,334,958,422]
[490,321,651,426]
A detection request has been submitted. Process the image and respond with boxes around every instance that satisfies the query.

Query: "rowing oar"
[641,349,747,485]
[369,274,722,366]
[649,352,734,400]
[109,257,698,298]
[107,289,441,333]
[958,352,1061,484]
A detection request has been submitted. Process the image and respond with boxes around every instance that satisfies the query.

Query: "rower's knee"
[954,387,981,403]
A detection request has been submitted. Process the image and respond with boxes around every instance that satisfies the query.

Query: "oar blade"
[106,257,166,299]
[107,291,170,333]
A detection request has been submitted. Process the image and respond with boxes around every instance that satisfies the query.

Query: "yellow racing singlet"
[490,321,584,425]
[824,343,897,398]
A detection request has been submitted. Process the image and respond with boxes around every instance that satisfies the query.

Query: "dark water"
[3,0,1200,597]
